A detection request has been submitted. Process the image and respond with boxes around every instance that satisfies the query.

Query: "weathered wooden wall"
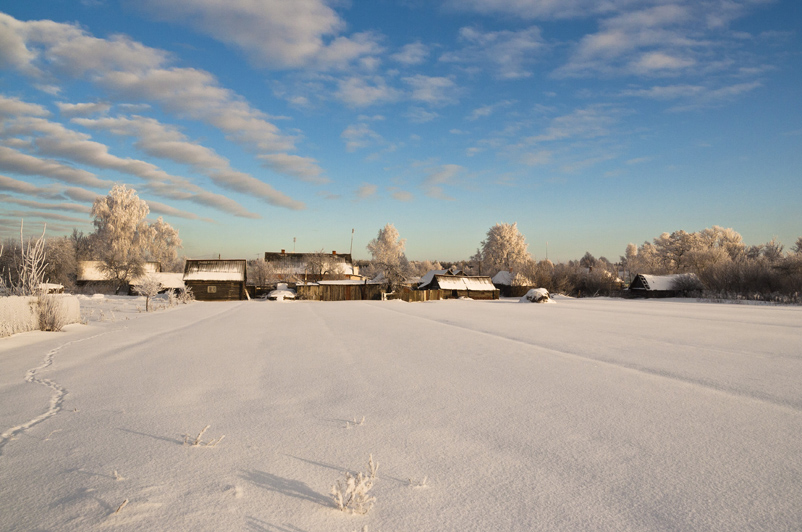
[187,281,245,301]
[295,283,383,301]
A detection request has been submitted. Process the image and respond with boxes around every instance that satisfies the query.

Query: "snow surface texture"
[0,295,81,338]
[1,297,801,531]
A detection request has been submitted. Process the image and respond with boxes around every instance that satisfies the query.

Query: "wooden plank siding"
[295,283,384,301]
[185,280,246,301]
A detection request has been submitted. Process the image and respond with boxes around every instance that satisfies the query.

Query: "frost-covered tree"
[476,222,532,278]
[143,217,183,272]
[366,223,409,291]
[793,236,802,254]
[91,185,181,291]
[134,274,161,312]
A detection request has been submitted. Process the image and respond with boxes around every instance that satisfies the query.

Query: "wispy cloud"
[466,100,515,121]
[391,42,429,65]
[135,0,383,70]
[422,164,464,200]
[355,183,378,199]
[440,26,546,79]
[341,123,383,152]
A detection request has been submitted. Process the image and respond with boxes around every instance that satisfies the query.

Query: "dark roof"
[264,252,353,263]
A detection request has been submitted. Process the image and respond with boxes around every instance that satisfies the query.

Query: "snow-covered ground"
[1,297,801,531]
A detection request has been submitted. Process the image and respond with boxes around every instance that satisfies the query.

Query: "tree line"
[4,185,801,302]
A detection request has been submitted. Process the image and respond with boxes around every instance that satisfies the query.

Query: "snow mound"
[267,283,296,301]
[520,288,552,303]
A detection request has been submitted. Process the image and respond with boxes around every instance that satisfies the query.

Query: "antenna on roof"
[293,237,296,253]
[545,242,549,261]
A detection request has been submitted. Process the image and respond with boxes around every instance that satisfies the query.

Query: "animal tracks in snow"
[0,330,113,456]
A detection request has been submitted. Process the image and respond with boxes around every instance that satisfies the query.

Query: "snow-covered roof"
[131,272,185,289]
[433,275,496,291]
[418,267,463,288]
[78,260,160,282]
[183,260,246,282]
[634,273,692,291]
[492,270,513,286]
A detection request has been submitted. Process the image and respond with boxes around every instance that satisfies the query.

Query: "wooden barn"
[294,280,383,301]
[421,274,499,300]
[628,273,701,298]
[183,259,248,301]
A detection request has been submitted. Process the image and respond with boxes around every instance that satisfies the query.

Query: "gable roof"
[631,273,695,291]
[418,266,463,288]
[183,259,246,282]
[78,260,161,282]
[432,275,496,291]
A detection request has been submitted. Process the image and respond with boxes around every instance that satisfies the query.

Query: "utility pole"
[349,228,354,256]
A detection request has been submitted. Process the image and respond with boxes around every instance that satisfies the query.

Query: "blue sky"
[0,0,799,262]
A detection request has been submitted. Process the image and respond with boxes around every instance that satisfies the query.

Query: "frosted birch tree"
[91,185,181,292]
[476,222,533,277]
[367,223,408,291]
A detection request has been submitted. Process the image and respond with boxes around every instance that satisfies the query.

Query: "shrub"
[38,294,69,331]
[331,455,379,514]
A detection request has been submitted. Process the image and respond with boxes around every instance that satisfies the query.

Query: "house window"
[207,285,217,293]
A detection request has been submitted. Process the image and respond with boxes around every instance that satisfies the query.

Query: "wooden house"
[628,273,701,298]
[264,250,359,282]
[183,259,248,301]
[420,272,499,300]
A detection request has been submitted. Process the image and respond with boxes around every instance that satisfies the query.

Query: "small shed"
[183,259,248,301]
[426,275,499,300]
[628,273,701,298]
[78,260,161,293]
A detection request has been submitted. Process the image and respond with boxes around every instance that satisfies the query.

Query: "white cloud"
[525,106,620,143]
[355,183,378,199]
[335,76,401,107]
[56,101,111,117]
[0,13,301,158]
[0,193,91,213]
[403,75,459,105]
[0,95,49,118]
[406,107,439,124]
[0,145,108,188]
[259,153,326,184]
[620,81,762,110]
[422,164,463,200]
[390,188,413,202]
[135,0,382,70]
[466,100,515,121]
[74,115,308,208]
[341,123,383,152]
[391,42,429,65]
[440,26,546,79]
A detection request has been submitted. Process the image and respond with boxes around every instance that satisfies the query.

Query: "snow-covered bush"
[0,296,38,337]
[331,455,379,514]
[38,294,70,331]
[520,288,551,303]
[134,274,162,311]
[177,286,194,304]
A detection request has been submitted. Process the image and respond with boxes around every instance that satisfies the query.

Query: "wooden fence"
[295,283,384,301]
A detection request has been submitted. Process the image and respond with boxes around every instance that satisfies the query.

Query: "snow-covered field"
[1,296,800,531]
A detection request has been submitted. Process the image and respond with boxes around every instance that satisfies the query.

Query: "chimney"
[332,250,337,255]
[281,249,285,254]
